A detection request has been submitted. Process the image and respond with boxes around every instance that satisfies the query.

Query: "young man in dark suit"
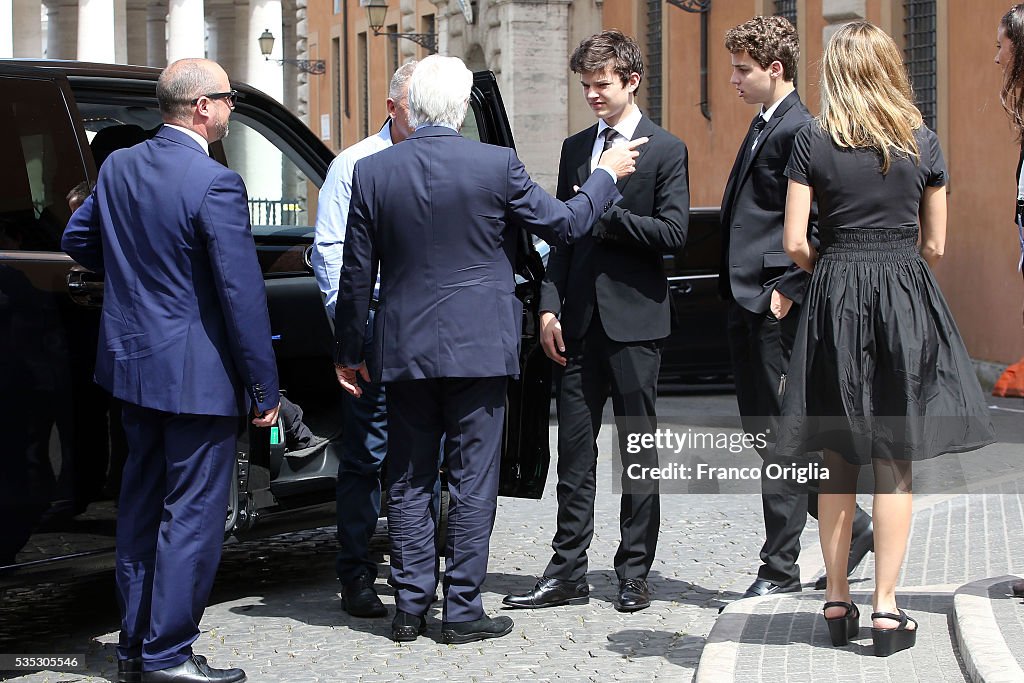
[504,30,689,613]
[63,58,278,683]
[719,16,872,600]
[333,54,645,644]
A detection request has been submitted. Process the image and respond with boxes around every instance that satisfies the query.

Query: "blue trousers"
[334,307,442,584]
[385,377,506,623]
[115,403,236,671]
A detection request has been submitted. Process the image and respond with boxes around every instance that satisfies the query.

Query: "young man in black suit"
[719,16,872,600]
[504,29,689,613]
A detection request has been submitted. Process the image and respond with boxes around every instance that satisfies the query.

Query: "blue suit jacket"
[334,126,621,381]
[62,126,279,417]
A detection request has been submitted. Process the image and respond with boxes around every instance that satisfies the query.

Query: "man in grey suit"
[333,54,645,644]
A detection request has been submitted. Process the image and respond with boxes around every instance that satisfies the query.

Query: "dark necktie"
[601,128,618,152]
[742,117,766,167]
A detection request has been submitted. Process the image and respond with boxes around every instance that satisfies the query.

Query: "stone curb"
[693,593,774,683]
[952,575,1024,683]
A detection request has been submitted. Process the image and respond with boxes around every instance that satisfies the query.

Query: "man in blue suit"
[334,54,646,645]
[62,58,279,683]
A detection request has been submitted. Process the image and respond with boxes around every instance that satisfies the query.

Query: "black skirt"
[776,227,995,464]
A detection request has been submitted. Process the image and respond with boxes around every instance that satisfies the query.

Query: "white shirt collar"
[376,120,394,147]
[164,124,210,154]
[597,105,643,141]
[759,93,789,123]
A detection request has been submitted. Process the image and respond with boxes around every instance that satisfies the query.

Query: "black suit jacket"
[539,115,689,342]
[719,90,815,314]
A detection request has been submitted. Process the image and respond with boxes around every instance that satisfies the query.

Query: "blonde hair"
[818,21,922,173]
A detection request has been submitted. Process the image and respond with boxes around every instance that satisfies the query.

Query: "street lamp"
[363,0,437,53]
[258,29,326,75]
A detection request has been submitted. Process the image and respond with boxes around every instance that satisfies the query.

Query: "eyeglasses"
[190,90,238,108]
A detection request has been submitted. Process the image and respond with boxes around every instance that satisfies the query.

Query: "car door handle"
[671,281,694,295]
[67,279,103,293]
[67,269,104,306]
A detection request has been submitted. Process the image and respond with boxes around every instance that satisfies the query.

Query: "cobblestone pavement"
[2,391,785,682]
[3,392,1020,682]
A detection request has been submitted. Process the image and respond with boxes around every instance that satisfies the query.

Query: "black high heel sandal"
[871,609,918,657]
[823,601,860,646]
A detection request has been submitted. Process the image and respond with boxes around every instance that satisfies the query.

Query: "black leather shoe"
[502,577,589,609]
[616,578,651,612]
[442,615,514,644]
[341,572,387,618]
[142,655,245,683]
[742,577,802,598]
[121,656,208,683]
[392,610,427,642]
[814,523,875,590]
[118,657,141,683]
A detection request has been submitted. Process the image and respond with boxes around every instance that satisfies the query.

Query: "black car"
[533,206,732,385]
[0,60,552,590]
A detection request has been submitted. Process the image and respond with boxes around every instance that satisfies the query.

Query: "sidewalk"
[698,474,1024,682]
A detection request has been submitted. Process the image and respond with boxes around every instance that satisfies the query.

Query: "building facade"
[2,0,1020,364]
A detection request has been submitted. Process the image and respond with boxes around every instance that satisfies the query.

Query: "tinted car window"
[0,76,87,252]
[220,116,315,237]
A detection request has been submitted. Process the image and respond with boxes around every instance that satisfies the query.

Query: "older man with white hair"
[332,54,646,644]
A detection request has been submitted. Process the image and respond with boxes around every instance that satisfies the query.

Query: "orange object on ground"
[993,357,1024,397]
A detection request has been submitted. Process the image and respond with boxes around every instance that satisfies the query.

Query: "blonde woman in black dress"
[779,22,994,657]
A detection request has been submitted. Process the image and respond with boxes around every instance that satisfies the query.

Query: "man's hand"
[540,311,566,367]
[597,137,649,180]
[770,289,794,320]
[252,402,281,427]
[335,362,370,397]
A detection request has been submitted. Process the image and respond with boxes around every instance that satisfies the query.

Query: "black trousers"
[544,315,661,582]
[727,301,870,584]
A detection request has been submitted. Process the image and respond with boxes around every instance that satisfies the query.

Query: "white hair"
[388,60,417,102]
[407,54,473,129]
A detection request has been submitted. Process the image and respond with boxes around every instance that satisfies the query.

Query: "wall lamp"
[363,0,437,53]
[667,0,711,121]
[258,29,326,75]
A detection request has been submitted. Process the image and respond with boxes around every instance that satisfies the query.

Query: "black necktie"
[751,117,766,148]
[742,117,766,167]
[601,128,618,152]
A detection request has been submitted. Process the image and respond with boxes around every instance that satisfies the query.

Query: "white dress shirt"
[590,105,643,173]
[313,121,394,316]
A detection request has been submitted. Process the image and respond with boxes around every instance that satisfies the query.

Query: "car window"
[462,101,483,142]
[664,209,721,276]
[219,115,315,238]
[0,76,88,252]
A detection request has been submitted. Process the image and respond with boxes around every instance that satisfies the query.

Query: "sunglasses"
[190,90,238,108]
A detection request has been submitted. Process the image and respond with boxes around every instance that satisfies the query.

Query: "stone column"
[146,3,166,67]
[488,0,572,192]
[208,5,237,71]
[821,0,866,42]
[113,0,126,63]
[0,0,11,58]
[126,1,146,65]
[3,0,43,58]
[78,0,116,62]
[45,0,75,59]
[240,0,284,208]
[166,0,205,61]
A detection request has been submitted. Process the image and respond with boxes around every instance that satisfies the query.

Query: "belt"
[368,298,379,311]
